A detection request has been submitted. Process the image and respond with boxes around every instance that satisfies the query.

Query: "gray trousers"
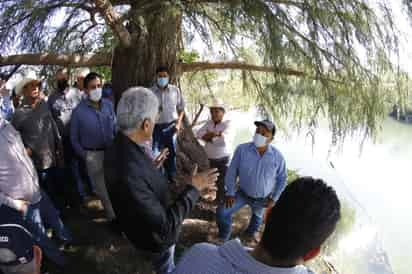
[85,151,116,220]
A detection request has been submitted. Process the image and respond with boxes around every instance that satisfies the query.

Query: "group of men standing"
[0,66,341,274]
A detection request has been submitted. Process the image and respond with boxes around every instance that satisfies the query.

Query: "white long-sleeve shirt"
[196,119,232,160]
[0,118,41,210]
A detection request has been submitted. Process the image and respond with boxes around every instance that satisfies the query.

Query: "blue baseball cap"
[0,224,35,266]
[254,119,276,135]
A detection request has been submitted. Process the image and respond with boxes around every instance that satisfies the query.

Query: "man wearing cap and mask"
[217,119,287,243]
[70,72,117,227]
[48,68,91,206]
[196,98,233,204]
[0,73,14,121]
[150,66,185,181]
[0,220,43,274]
[73,67,90,100]
[48,68,83,137]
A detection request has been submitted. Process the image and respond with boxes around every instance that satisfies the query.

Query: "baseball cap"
[254,119,276,135]
[0,224,35,266]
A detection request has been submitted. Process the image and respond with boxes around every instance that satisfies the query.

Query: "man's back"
[174,240,314,274]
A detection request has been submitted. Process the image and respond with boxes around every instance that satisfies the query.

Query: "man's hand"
[26,147,33,157]
[14,200,29,215]
[175,121,183,133]
[191,164,219,192]
[225,196,236,208]
[202,131,217,142]
[154,148,169,169]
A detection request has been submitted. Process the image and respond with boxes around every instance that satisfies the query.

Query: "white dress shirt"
[196,119,232,160]
[151,84,185,124]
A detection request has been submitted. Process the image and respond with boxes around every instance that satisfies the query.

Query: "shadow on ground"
[50,198,256,274]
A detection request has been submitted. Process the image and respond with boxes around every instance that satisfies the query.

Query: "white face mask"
[253,133,268,148]
[89,88,102,102]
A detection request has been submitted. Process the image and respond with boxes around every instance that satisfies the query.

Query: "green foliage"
[178,50,200,63]
[0,0,410,144]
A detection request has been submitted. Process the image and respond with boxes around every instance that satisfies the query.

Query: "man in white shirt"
[173,177,341,274]
[151,66,185,181]
[196,99,232,203]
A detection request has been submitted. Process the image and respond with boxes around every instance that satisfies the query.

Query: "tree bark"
[111,6,181,102]
[93,0,132,47]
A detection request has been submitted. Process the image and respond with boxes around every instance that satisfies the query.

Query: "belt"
[209,156,230,163]
[239,190,270,203]
[84,147,105,151]
[156,120,176,127]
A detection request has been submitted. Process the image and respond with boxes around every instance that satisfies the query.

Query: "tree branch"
[180,61,306,76]
[93,0,132,47]
[181,61,343,84]
[0,53,111,67]
[0,54,341,84]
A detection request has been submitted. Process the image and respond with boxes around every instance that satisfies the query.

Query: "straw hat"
[15,77,40,96]
[75,68,90,78]
[209,98,225,110]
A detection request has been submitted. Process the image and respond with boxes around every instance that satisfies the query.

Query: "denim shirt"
[0,95,14,121]
[70,98,117,158]
[225,142,287,201]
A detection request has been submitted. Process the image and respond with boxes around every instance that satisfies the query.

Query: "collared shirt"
[70,98,116,158]
[11,100,61,170]
[151,84,185,124]
[0,118,41,209]
[196,119,233,160]
[225,142,287,201]
[173,239,315,274]
[0,95,14,121]
[47,87,83,137]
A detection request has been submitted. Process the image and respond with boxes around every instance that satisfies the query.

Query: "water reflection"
[222,110,410,273]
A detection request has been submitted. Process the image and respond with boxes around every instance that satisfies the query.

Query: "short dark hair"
[261,177,341,261]
[156,66,169,74]
[83,72,102,89]
[0,73,7,81]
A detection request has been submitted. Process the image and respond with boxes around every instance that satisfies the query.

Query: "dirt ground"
[47,197,257,274]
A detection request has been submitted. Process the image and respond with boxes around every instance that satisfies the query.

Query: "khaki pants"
[85,151,116,220]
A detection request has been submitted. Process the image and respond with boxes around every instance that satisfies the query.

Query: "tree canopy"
[0,0,409,144]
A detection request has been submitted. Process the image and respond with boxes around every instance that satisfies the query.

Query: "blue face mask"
[157,77,169,88]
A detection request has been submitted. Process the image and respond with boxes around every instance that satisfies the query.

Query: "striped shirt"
[173,239,315,274]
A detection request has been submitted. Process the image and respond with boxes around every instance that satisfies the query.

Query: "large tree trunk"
[111,6,181,102]
[111,5,210,185]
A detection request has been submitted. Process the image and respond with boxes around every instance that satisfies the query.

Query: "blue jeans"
[39,190,72,242]
[25,194,67,266]
[153,123,177,180]
[38,167,67,210]
[216,191,267,241]
[152,245,175,274]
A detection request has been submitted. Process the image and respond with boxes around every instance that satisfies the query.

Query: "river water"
[220,110,412,274]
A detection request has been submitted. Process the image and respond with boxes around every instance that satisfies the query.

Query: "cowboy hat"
[15,77,40,96]
[209,98,225,110]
